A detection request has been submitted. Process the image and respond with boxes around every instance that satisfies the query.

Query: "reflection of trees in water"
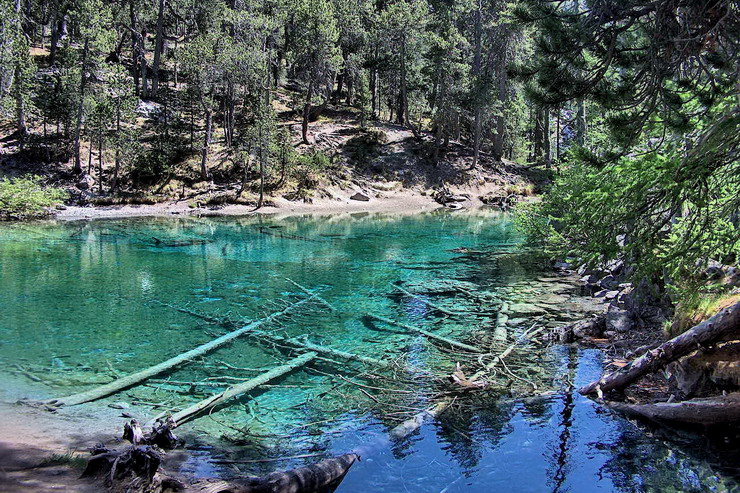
[547,345,578,493]
[597,417,740,491]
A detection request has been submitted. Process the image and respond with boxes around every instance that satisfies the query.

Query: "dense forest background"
[1,0,739,313]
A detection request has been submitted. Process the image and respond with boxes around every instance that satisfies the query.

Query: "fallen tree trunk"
[607,393,740,426]
[248,329,389,368]
[45,295,318,407]
[580,300,740,396]
[394,285,461,317]
[366,314,483,353]
[237,453,358,493]
[167,352,317,427]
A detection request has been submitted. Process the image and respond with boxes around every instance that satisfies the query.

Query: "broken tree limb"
[44,294,318,407]
[607,393,740,426]
[394,284,461,317]
[167,352,317,427]
[285,278,337,312]
[366,314,483,353]
[244,328,390,368]
[580,300,740,396]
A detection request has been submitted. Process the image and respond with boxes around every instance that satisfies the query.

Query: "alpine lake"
[1,210,738,492]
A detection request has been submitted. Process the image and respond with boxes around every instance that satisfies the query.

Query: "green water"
[1,211,738,492]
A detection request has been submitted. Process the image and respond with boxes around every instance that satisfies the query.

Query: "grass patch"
[670,292,740,337]
[39,451,87,470]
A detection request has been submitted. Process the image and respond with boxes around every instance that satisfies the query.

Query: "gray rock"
[109,402,129,410]
[604,290,620,300]
[580,274,599,284]
[508,303,549,317]
[594,289,608,298]
[598,275,619,290]
[606,305,634,333]
[553,261,573,270]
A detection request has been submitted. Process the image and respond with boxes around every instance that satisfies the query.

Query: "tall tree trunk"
[492,52,507,161]
[98,132,104,193]
[72,37,89,174]
[129,0,139,95]
[302,80,313,144]
[112,108,121,191]
[533,106,543,162]
[575,98,587,146]
[471,0,483,169]
[201,109,212,181]
[49,7,59,65]
[150,0,165,96]
[396,35,407,125]
[543,106,551,168]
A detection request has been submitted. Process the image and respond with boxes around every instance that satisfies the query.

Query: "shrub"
[0,176,67,220]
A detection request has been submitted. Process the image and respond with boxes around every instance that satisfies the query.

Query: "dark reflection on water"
[0,211,738,492]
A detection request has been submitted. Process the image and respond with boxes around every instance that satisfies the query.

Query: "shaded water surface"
[0,211,737,492]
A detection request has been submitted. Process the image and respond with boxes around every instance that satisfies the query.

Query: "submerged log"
[366,314,483,352]
[607,393,740,426]
[285,278,337,312]
[246,329,389,368]
[580,300,740,396]
[45,295,318,407]
[167,352,317,427]
[394,284,461,317]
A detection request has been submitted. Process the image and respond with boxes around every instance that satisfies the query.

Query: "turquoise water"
[0,211,737,491]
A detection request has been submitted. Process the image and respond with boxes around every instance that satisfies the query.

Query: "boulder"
[606,305,634,333]
[350,192,370,202]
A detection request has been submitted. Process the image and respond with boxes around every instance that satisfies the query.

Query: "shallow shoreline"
[54,188,452,222]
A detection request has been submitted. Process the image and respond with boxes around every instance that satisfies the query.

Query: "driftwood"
[237,453,358,493]
[607,392,740,426]
[166,352,317,427]
[123,418,179,449]
[243,329,389,368]
[355,324,545,455]
[580,300,740,396]
[394,284,461,317]
[366,314,483,352]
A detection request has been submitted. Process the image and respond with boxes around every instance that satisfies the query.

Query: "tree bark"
[471,0,482,169]
[150,0,165,96]
[366,314,483,352]
[200,108,212,180]
[302,79,313,144]
[607,393,740,426]
[129,0,139,95]
[575,98,587,146]
[72,37,89,174]
[580,301,740,396]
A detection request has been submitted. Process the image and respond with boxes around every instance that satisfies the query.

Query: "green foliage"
[0,176,67,220]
